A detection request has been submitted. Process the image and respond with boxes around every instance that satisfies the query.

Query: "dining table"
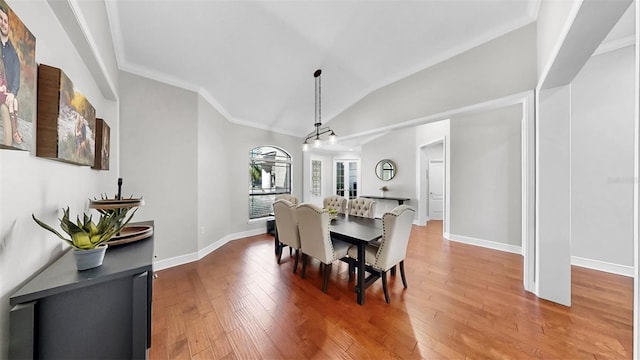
[329,213,383,305]
[272,212,383,305]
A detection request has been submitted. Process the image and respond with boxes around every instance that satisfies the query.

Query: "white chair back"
[275,194,299,205]
[374,205,414,271]
[348,198,376,218]
[273,199,300,250]
[323,195,347,213]
[296,203,335,264]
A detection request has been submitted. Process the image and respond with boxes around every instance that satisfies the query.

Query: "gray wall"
[570,45,635,267]
[197,95,231,251]
[417,121,450,225]
[119,71,303,263]
[119,71,199,260]
[361,127,417,217]
[331,23,536,137]
[450,105,522,246]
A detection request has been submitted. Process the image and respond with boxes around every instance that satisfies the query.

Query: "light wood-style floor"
[150,221,633,359]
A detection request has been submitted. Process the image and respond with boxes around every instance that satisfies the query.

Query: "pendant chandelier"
[302,69,336,151]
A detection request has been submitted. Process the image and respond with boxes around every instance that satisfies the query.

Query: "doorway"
[334,159,360,199]
[418,138,446,228]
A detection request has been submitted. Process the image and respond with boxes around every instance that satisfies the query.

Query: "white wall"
[449,105,522,248]
[537,85,572,306]
[570,45,635,270]
[0,1,119,357]
[536,0,579,80]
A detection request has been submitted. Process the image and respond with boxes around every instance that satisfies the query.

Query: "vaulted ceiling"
[104,1,632,141]
[105,1,542,138]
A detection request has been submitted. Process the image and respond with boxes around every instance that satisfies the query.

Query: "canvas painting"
[0,0,36,151]
[93,118,110,170]
[57,70,95,165]
[36,64,95,166]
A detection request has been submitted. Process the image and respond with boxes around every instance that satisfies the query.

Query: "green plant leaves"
[32,206,138,250]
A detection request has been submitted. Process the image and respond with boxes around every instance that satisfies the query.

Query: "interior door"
[428,160,444,220]
[334,159,360,199]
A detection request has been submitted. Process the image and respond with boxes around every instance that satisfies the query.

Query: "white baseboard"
[153,253,199,271]
[153,228,266,271]
[155,229,634,279]
[571,256,634,278]
[447,233,522,255]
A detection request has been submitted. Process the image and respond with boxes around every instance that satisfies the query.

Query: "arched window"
[249,146,292,219]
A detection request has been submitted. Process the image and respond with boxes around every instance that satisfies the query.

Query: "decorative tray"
[107,225,153,246]
[89,198,145,210]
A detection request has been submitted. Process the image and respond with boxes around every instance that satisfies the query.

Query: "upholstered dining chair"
[296,203,351,293]
[272,199,301,273]
[347,205,414,303]
[323,195,347,214]
[348,198,376,218]
[275,194,299,205]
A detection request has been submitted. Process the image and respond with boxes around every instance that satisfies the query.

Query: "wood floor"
[149,221,633,359]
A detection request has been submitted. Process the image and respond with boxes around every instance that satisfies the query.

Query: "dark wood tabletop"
[329,213,382,243]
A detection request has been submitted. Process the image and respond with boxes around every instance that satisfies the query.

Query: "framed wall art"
[92,118,110,170]
[0,0,37,151]
[37,64,96,166]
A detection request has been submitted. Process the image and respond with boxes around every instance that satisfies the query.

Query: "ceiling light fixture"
[303,69,336,151]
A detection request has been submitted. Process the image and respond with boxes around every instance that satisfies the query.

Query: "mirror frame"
[375,159,396,181]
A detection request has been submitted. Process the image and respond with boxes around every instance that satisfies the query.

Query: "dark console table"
[9,221,154,359]
[361,195,410,205]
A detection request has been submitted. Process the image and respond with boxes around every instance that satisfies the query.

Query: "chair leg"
[348,261,354,282]
[390,265,396,276]
[382,271,390,304]
[400,260,408,288]
[290,247,293,256]
[322,263,332,293]
[277,243,283,264]
[301,254,308,279]
[293,250,299,274]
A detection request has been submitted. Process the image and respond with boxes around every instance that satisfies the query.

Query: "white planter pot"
[73,245,108,271]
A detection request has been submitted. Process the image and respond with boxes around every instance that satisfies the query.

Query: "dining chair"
[347,205,414,303]
[348,198,376,218]
[272,199,301,273]
[323,195,347,213]
[275,194,299,205]
[296,203,351,293]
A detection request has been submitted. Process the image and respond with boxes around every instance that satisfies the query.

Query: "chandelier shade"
[302,69,336,151]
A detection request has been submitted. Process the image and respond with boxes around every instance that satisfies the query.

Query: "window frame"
[248,146,292,220]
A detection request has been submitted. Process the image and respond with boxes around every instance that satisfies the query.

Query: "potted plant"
[33,206,137,270]
[379,185,389,197]
[327,207,338,221]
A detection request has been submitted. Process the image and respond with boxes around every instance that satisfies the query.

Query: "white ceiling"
[104,0,628,141]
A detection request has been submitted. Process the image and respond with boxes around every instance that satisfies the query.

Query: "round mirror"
[375,159,396,181]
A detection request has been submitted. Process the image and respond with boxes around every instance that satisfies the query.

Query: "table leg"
[356,243,365,305]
